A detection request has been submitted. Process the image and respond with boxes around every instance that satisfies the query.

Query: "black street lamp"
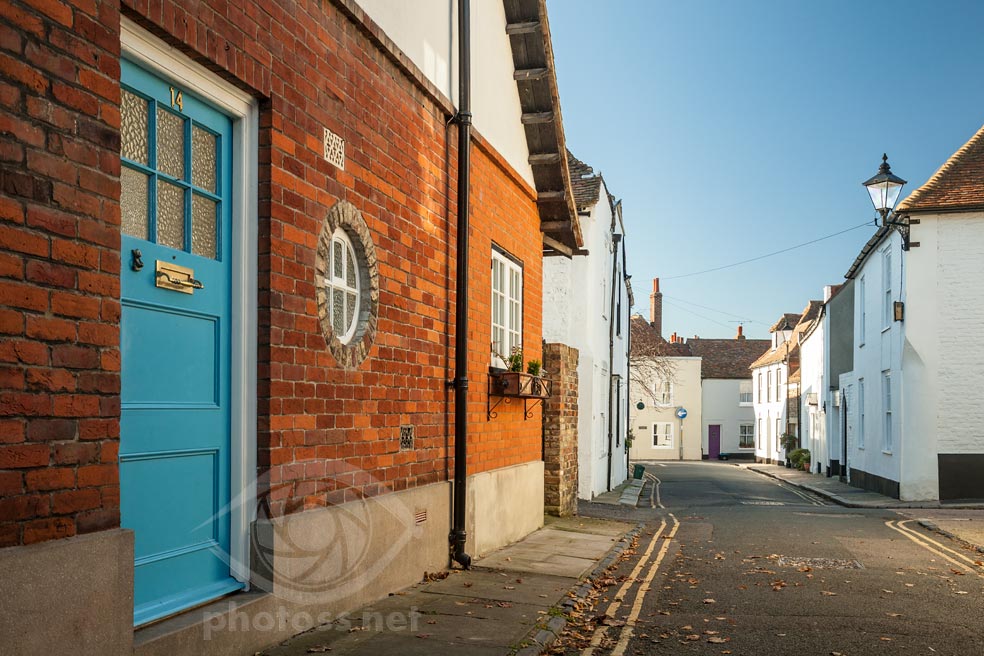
[862,153,911,250]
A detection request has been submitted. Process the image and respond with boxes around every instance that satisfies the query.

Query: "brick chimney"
[735,324,745,340]
[649,278,662,338]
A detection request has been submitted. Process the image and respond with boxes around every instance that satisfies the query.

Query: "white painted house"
[749,304,821,463]
[542,152,632,498]
[688,330,770,460]
[628,313,703,462]
[840,128,984,500]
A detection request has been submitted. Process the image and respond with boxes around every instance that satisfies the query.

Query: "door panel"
[708,425,721,459]
[119,58,242,626]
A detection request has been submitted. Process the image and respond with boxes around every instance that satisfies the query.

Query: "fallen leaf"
[955,591,969,595]
[708,637,730,644]
[880,637,893,641]
[684,634,701,641]
[463,582,473,588]
[503,586,516,590]
[307,647,332,654]
[702,598,716,604]
[886,613,902,617]
[821,591,837,596]
[416,634,431,639]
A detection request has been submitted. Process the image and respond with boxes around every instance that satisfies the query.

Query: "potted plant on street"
[780,433,798,468]
[788,448,811,472]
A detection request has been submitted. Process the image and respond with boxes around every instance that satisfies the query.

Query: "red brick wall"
[0,0,123,547]
[467,138,543,475]
[0,0,544,544]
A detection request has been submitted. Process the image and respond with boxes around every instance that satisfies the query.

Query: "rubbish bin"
[633,464,645,479]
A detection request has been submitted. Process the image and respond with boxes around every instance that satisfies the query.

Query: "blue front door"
[119,59,242,625]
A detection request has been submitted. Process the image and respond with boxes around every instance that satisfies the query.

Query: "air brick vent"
[400,425,415,451]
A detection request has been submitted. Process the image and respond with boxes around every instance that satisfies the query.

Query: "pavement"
[745,462,984,552]
[588,476,646,507]
[260,514,636,656]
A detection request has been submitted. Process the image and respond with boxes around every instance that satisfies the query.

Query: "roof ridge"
[898,122,984,212]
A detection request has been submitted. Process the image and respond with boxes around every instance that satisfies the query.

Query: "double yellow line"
[885,519,984,578]
[582,514,680,656]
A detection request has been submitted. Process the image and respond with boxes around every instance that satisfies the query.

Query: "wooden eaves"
[503,0,583,257]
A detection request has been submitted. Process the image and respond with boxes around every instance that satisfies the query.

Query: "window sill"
[739,402,753,407]
[881,326,891,334]
[882,450,893,456]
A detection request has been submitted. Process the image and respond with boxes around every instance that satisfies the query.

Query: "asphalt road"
[563,461,984,656]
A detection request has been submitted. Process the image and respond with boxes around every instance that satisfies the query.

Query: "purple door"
[708,425,721,459]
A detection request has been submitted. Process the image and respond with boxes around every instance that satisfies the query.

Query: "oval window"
[316,201,378,368]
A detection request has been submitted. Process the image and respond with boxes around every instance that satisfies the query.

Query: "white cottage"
[841,128,984,500]
[542,152,632,498]
[749,304,821,463]
[688,330,770,460]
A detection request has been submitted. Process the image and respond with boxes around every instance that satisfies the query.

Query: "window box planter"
[492,371,550,399]
[487,371,550,420]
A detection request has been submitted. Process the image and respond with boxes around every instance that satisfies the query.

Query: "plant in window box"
[489,348,550,399]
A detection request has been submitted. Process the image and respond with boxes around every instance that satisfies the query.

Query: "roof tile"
[898,123,984,213]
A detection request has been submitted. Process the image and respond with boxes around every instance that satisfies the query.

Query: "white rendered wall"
[630,357,702,461]
[751,362,788,462]
[799,323,825,472]
[543,180,629,497]
[355,0,535,187]
[701,379,756,457]
[902,212,984,499]
[847,231,905,493]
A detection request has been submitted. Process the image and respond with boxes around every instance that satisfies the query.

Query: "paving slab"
[261,515,635,656]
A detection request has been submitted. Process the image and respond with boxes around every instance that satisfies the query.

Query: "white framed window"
[882,250,892,329]
[859,275,866,346]
[653,422,673,448]
[739,381,753,405]
[757,372,762,402]
[767,371,772,402]
[654,380,673,405]
[882,371,892,453]
[739,423,755,449]
[858,378,866,449]
[491,248,522,361]
[326,227,360,344]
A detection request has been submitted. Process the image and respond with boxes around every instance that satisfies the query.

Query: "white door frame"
[121,18,259,584]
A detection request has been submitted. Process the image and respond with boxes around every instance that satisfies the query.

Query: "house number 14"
[169,86,183,111]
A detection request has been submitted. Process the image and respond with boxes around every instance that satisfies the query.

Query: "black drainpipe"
[605,230,621,490]
[622,240,632,482]
[449,0,472,570]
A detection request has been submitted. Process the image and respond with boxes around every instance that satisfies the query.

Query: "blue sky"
[547,0,984,339]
